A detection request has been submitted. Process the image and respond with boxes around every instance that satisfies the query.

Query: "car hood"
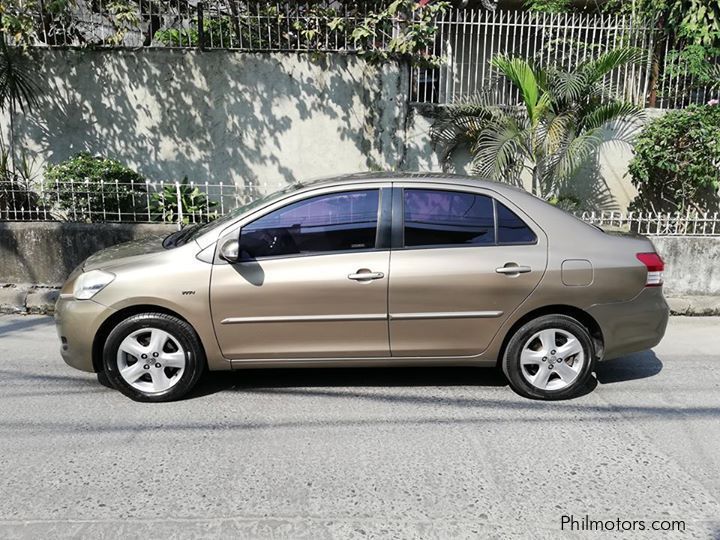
[83,235,167,272]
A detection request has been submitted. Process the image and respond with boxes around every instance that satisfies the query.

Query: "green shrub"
[44,153,146,221]
[628,105,720,214]
[149,176,217,224]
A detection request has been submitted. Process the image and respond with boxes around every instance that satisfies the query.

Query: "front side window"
[239,189,379,259]
[403,189,495,247]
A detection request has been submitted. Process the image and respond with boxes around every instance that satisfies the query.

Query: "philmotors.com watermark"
[561,514,686,533]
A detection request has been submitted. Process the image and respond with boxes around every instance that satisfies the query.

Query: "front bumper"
[54,295,115,372]
[588,287,669,360]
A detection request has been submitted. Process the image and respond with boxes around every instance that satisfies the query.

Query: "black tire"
[103,313,206,402]
[502,314,595,400]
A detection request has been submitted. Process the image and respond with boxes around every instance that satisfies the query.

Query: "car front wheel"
[103,313,206,402]
[502,314,595,400]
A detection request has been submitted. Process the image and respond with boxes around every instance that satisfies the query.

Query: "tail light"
[636,252,664,287]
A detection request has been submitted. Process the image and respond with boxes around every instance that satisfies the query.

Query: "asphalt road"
[0,315,719,539]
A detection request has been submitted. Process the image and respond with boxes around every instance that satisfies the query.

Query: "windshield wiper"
[163,224,200,248]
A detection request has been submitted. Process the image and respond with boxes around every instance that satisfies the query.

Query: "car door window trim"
[230,188,385,262]
[395,187,538,250]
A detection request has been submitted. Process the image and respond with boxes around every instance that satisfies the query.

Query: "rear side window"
[403,189,495,247]
[240,189,379,259]
[496,201,537,244]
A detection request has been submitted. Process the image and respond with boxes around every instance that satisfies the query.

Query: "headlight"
[73,270,115,300]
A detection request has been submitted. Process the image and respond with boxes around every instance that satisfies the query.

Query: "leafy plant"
[106,0,141,45]
[605,0,720,105]
[628,104,720,214]
[0,40,40,180]
[149,177,217,224]
[0,0,74,46]
[44,153,147,222]
[351,0,450,66]
[523,0,574,13]
[431,48,646,202]
[0,44,39,114]
[154,16,234,48]
[0,137,42,219]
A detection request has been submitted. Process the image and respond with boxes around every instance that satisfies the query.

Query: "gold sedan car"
[55,173,669,401]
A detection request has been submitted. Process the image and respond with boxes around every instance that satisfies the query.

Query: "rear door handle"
[348,270,385,281]
[496,265,532,275]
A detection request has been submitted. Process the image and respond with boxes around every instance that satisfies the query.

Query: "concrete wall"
[653,237,720,297]
[1,223,718,298]
[5,48,652,212]
[6,49,410,196]
[0,222,175,285]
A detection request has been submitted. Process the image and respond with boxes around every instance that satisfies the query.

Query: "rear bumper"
[588,287,669,360]
[54,295,115,372]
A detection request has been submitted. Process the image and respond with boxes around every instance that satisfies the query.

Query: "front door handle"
[348,270,385,281]
[496,264,532,275]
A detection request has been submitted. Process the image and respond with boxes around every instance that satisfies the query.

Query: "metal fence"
[579,211,720,237]
[0,179,262,226]
[6,3,719,108]
[410,10,718,108]
[12,0,390,51]
[412,9,655,106]
[3,179,720,236]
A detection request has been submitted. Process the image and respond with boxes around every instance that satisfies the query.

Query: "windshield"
[177,182,306,244]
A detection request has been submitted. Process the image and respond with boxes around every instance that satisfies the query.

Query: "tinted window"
[497,202,536,244]
[403,189,494,247]
[240,190,379,259]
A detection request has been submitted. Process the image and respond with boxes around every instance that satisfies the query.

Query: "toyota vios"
[55,173,669,401]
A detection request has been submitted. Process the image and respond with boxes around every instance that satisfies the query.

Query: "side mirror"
[219,238,240,263]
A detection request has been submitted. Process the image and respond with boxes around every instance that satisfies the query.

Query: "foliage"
[106,0,141,45]
[149,177,218,224]
[1,0,80,46]
[156,0,451,65]
[605,0,720,101]
[351,0,450,66]
[0,138,42,219]
[431,48,646,202]
[628,104,720,214]
[0,43,39,114]
[0,41,40,180]
[44,153,147,222]
[4,0,449,65]
[523,0,574,13]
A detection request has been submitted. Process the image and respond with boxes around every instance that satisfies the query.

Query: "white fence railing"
[0,179,264,225]
[579,211,720,237]
[410,10,718,109]
[2,179,719,236]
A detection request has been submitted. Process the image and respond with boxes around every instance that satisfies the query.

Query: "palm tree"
[431,47,648,201]
[0,41,40,217]
[0,41,39,171]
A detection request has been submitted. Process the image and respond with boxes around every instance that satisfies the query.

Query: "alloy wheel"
[519,328,585,391]
[116,328,186,394]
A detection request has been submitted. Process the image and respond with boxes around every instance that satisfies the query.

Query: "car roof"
[296,171,530,196]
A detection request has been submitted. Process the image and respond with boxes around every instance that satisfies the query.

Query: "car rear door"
[388,184,548,357]
[210,184,392,360]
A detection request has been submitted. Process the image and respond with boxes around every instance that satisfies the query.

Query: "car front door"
[388,185,548,357]
[210,185,391,360]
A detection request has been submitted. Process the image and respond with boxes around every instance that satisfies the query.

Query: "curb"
[666,296,720,316]
[0,285,61,315]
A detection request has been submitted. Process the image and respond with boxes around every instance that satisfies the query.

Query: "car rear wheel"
[502,314,595,400]
[103,313,205,402]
